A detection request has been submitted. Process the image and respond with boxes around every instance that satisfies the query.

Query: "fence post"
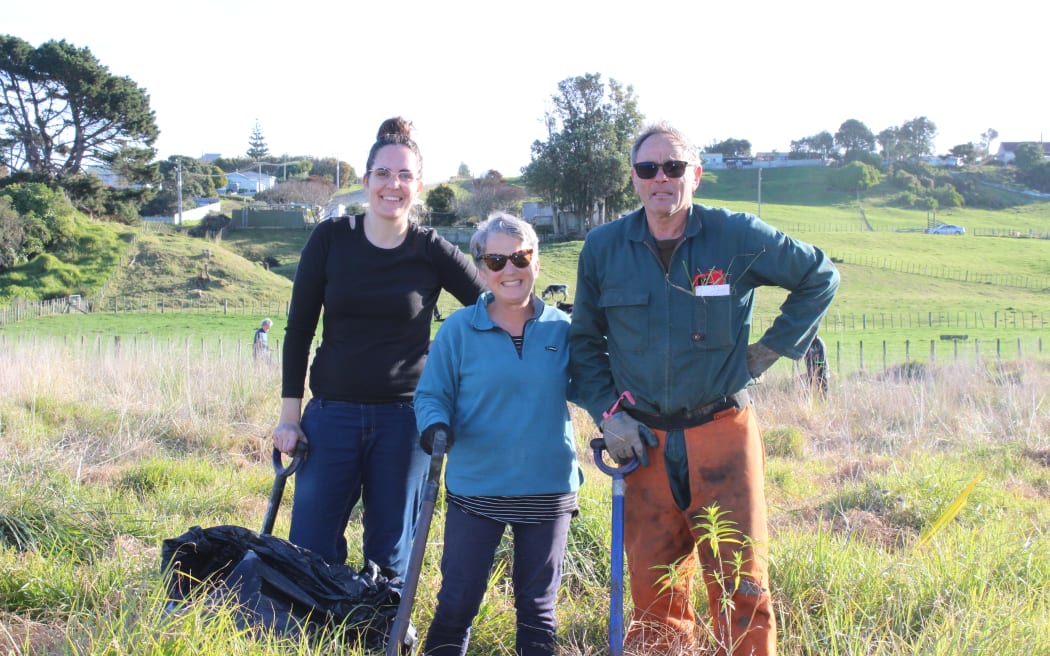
[859,341,864,371]
[929,340,935,363]
[905,339,910,362]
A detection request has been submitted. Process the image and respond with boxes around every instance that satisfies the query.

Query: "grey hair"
[261,318,273,328]
[469,212,539,261]
[630,121,700,165]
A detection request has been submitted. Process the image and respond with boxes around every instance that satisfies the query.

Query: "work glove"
[746,341,781,380]
[420,422,453,456]
[599,412,657,467]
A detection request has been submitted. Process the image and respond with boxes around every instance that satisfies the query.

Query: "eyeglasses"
[367,167,417,183]
[477,249,533,272]
[633,160,692,180]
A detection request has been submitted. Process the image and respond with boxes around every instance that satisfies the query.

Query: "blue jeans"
[288,398,426,578]
[424,503,570,656]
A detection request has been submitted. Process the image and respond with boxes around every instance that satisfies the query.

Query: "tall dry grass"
[1,338,1048,654]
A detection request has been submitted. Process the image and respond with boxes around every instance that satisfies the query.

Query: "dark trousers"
[288,398,426,578]
[424,502,571,656]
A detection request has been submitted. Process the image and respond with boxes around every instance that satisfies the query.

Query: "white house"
[995,142,1050,165]
[225,170,276,195]
[521,202,588,237]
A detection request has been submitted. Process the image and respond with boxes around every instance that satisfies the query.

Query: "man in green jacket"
[570,121,839,656]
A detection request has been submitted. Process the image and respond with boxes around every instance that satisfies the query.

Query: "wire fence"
[822,252,1050,291]
[786,335,1047,377]
[751,309,1050,333]
[0,295,290,326]
[1,333,1045,379]
[0,332,283,367]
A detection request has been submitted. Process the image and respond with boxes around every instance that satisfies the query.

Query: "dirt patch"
[831,508,906,550]
[830,455,892,484]
[0,613,65,655]
[1023,448,1050,469]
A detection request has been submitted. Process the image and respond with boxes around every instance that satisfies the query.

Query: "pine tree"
[247,120,270,160]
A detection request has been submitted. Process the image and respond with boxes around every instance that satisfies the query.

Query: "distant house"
[225,170,276,195]
[921,155,965,168]
[755,151,789,162]
[83,165,125,187]
[701,153,725,168]
[996,142,1050,165]
[521,202,589,237]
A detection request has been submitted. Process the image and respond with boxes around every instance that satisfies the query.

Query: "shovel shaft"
[260,442,307,536]
[387,431,447,656]
[610,475,627,656]
[592,438,637,656]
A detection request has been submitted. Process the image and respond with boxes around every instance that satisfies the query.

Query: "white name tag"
[695,284,730,297]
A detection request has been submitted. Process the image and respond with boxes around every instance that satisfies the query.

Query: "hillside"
[3,166,1050,333]
[101,226,294,306]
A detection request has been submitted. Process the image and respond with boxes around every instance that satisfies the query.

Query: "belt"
[625,389,750,431]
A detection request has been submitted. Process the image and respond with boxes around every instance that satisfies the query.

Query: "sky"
[6,0,1048,182]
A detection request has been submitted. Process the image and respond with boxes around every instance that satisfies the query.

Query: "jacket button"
[692,333,705,342]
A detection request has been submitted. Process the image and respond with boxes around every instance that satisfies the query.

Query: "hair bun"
[377,117,412,140]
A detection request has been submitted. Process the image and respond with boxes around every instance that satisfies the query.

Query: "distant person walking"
[804,335,829,399]
[254,318,273,360]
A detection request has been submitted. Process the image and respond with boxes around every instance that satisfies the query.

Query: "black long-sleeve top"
[281,216,485,403]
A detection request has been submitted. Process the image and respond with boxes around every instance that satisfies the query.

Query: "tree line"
[3,34,1047,277]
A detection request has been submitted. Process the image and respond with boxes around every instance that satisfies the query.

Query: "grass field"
[1,335,1047,655]
[2,165,1050,654]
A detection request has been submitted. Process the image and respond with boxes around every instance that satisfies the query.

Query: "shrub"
[764,426,806,458]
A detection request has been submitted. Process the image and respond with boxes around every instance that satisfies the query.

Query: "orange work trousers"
[622,403,776,656]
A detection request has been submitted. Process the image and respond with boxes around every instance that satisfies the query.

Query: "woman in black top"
[272,117,485,577]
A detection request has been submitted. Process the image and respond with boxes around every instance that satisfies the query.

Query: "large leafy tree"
[877,127,901,162]
[460,170,525,221]
[522,73,642,232]
[139,156,226,217]
[309,157,356,187]
[897,116,937,160]
[835,119,876,158]
[978,128,998,162]
[705,138,752,158]
[790,131,834,159]
[0,35,157,180]
[424,183,457,226]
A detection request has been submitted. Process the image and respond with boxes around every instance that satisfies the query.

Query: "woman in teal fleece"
[413,212,581,656]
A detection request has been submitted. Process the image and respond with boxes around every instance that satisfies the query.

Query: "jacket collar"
[469,291,546,330]
[625,204,703,244]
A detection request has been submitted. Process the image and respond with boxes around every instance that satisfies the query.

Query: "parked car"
[927,224,965,235]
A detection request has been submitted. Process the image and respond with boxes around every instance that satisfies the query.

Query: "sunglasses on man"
[477,249,533,272]
[633,160,693,180]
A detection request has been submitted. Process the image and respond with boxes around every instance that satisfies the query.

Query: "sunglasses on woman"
[633,160,691,179]
[477,249,533,272]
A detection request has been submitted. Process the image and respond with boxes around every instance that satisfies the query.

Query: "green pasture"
[3,164,1050,375]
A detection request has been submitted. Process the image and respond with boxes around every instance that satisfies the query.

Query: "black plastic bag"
[161,524,410,650]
